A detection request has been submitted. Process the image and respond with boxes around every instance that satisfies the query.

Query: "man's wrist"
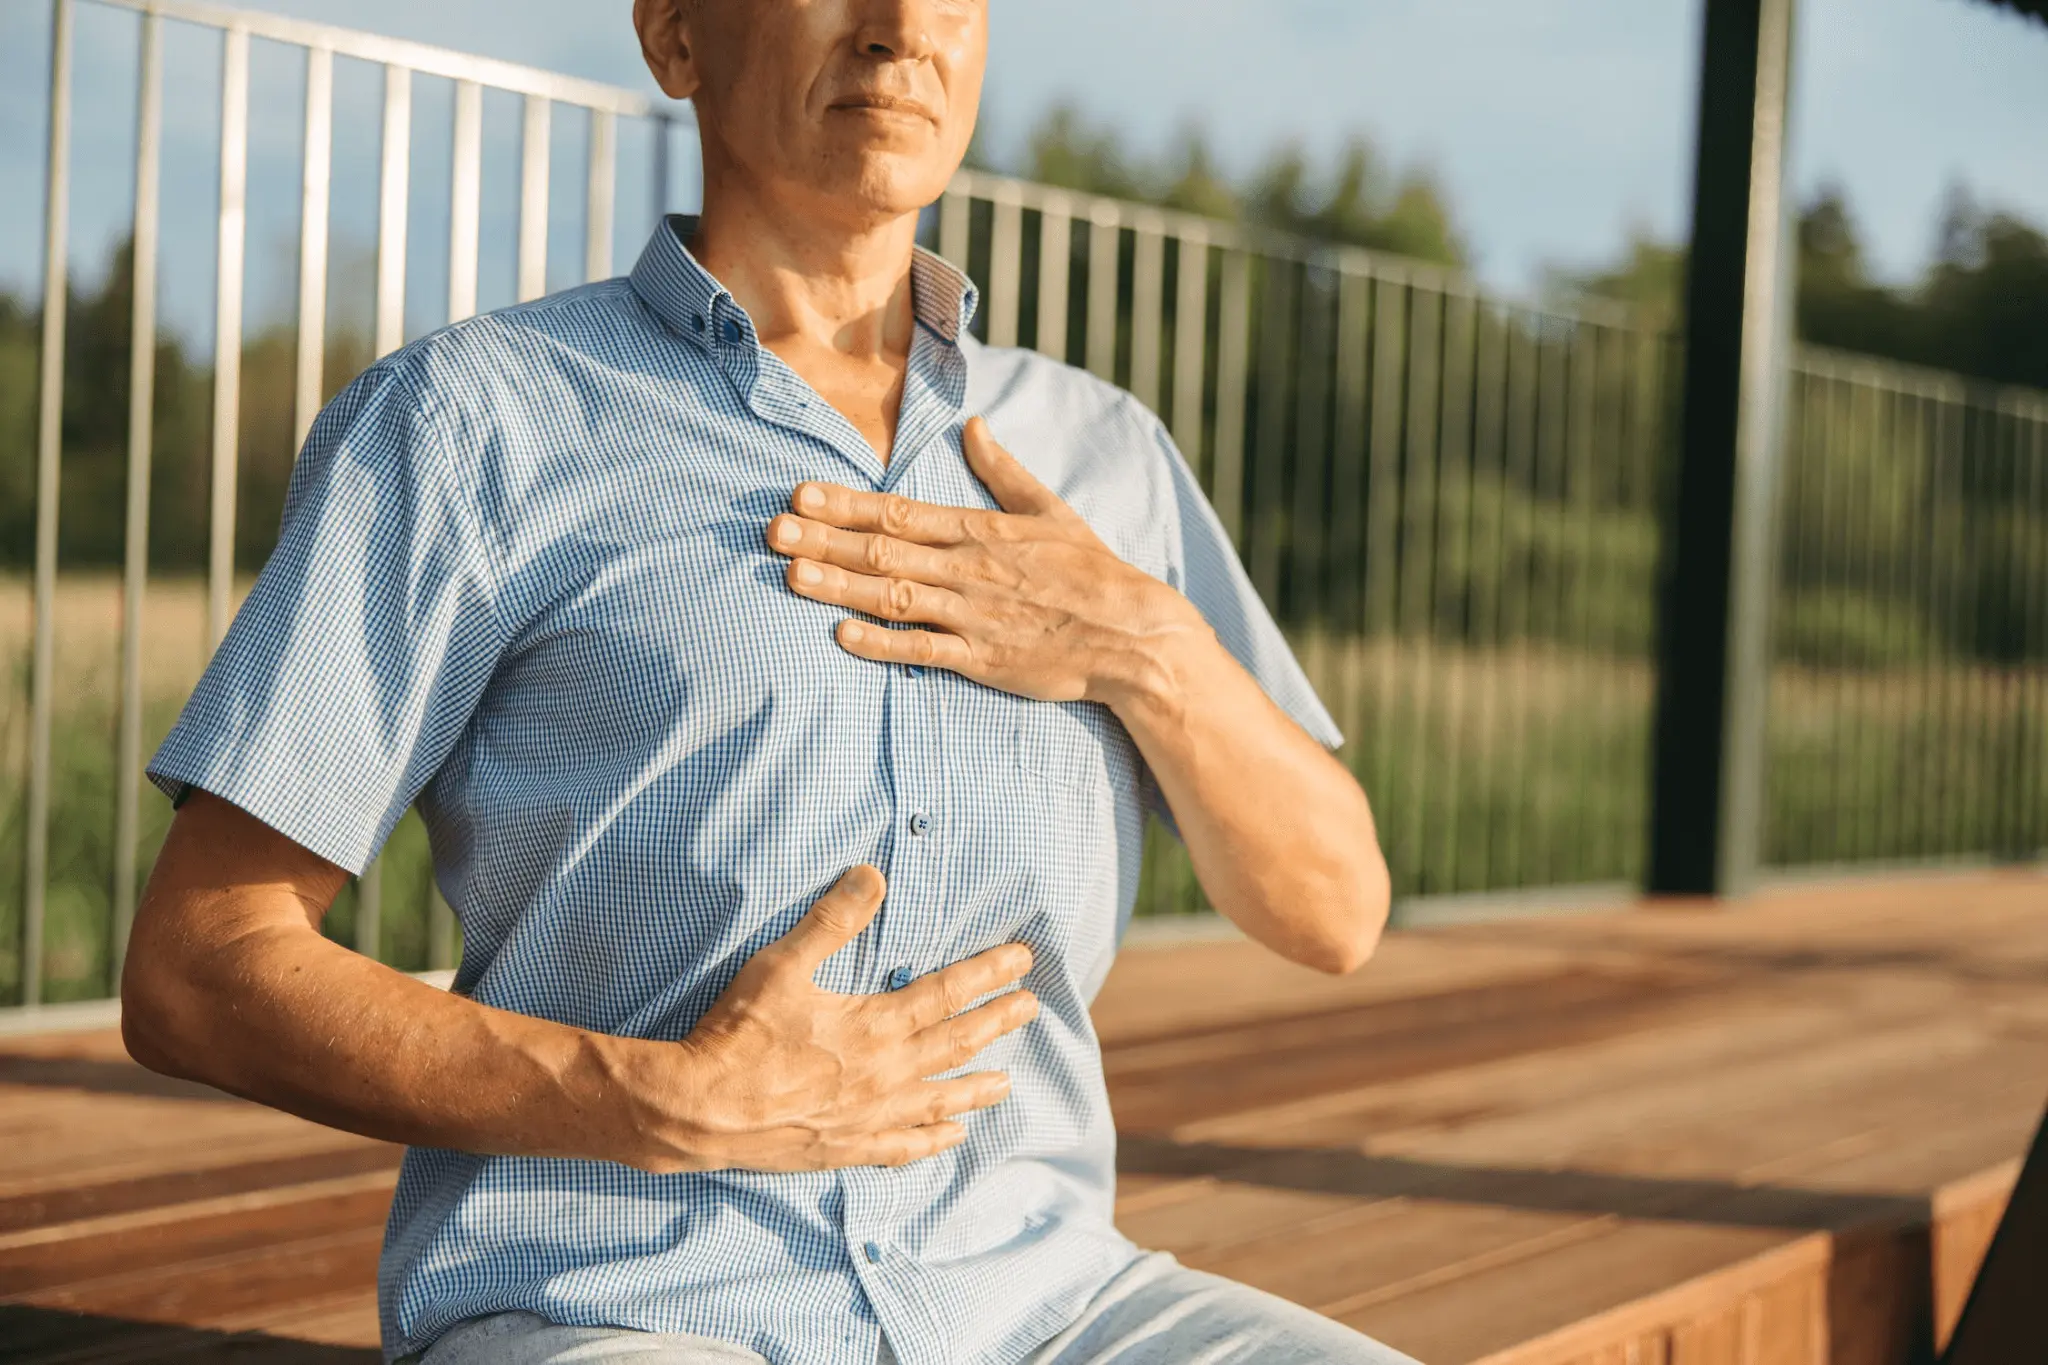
[1095,587,1221,737]
[582,1030,722,1173]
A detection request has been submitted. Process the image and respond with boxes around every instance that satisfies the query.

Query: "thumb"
[777,865,886,973]
[963,417,1060,518]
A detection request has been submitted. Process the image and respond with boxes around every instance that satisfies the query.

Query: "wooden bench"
[6,871,2045,1363]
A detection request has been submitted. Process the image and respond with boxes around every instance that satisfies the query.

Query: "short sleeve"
[1155,422,1344,752]
[148,363,503,875]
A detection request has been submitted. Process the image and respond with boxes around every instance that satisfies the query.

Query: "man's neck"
[686,178,921,366]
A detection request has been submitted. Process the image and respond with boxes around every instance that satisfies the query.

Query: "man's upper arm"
[145,361,505,878]
[146,790,354,935]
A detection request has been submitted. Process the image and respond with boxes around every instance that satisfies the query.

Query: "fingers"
[836,621,976,673]
[851,1121,969,1169]
[774,866,887,973]
[767,515,953,585]
[963,417,1060,518]
[785,559,969,631]
[909,986,1041,1075]
[893,1072,1012,1126]
[791,482,981,546]
[891,942,1035,1030]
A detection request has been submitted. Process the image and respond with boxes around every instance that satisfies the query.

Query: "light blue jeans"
[417,1251,1423,1364]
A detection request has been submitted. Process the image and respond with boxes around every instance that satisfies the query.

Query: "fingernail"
[989,1075,1012,1099]
[773,518,800,547]
[793,561,823,586]
[842,621,866,642]
[796,485,825,511]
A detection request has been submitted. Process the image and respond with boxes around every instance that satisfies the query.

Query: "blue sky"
[2,0,2044,347]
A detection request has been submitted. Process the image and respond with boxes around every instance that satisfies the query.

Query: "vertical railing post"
[112,9,164,987]
[1034,194,1071,363]
[518,95,551,302]
[1169,224,1209,473]
[587,109,617,282]
[986,183,1022,349]
[207,24,250,650]
[294,45,333,450]
[374,66,412,358]
[937,185,970,272]
[24,0,75,1008]
[448,80,482,323]
[356,61,414,963]
[1084,203,1120,384]
[1648,0,1799,896]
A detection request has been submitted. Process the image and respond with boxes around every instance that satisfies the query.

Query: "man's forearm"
[123,896,660,1166]
[124,797,1033,1174]
[1109,624,1390,974]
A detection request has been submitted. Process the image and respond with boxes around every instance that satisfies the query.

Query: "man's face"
[637,0,987,222]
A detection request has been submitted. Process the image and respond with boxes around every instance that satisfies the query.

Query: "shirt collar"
[628,214,981,349]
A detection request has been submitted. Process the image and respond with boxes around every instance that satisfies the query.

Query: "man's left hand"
[766,417,1209,709]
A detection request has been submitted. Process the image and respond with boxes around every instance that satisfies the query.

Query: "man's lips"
[829,94,937,122]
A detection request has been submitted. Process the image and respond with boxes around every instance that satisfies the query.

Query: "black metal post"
[1649,0,1798,896]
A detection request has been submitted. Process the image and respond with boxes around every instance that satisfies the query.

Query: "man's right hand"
[621,865,1039,1174]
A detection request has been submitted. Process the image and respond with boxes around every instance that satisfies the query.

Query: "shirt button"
[863,1241,885,1264]
[690,314,706,333]
[908,812,932,837]
[904,664,924,679]
[720,317,743,344]
[888,966,915,990]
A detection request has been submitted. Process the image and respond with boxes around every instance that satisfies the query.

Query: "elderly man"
[122,2,1410,1363]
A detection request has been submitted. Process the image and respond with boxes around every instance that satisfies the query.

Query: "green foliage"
[0,244,371,574]
[1019,107,1466,267]
[1774,589,1933,669]
[1556,181,2048,394]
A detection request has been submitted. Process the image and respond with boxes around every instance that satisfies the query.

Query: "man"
[121,1,1409,1362]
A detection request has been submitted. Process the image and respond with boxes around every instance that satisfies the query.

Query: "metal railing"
[926,172,1675,914]
[11,0,690,1006]
[6,3,2045,1009]
[1769,351,2048,870]
[921,172,2048,918]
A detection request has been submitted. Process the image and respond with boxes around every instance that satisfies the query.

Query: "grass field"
[3,575,2044,1003]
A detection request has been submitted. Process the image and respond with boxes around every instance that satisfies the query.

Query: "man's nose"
[852,0,938,61]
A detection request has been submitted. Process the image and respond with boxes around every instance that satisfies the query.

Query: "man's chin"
[810,156,958,225]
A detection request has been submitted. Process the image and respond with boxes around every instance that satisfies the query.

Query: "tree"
[1019,109,1467,267]
[1554,182,2048,394]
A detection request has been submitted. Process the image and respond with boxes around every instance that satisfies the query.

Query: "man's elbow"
[120,950,208,1083]
[1301,849,1393,977]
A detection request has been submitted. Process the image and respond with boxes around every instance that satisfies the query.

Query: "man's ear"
[633,0,700,101]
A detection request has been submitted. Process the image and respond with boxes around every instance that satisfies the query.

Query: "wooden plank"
[1110,966,1722,1135]
[1354,1224,1825,1365]
[0,1146,400,1235]
[7,1225,383,1327]
[1116,1180,1402,1259]
[1185,1198,1612,1316]
[0,1175,396,1295]
[1931,1160,2021,1352]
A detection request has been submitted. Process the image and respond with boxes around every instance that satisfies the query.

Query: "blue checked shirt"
[150,218,1341,1365]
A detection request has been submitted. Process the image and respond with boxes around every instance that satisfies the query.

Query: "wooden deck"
[6,871,2046,1364]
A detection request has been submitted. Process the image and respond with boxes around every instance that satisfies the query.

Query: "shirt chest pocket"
[1010,697,1140,805]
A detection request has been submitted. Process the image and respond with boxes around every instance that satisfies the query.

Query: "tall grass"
[0,575,440,1004]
